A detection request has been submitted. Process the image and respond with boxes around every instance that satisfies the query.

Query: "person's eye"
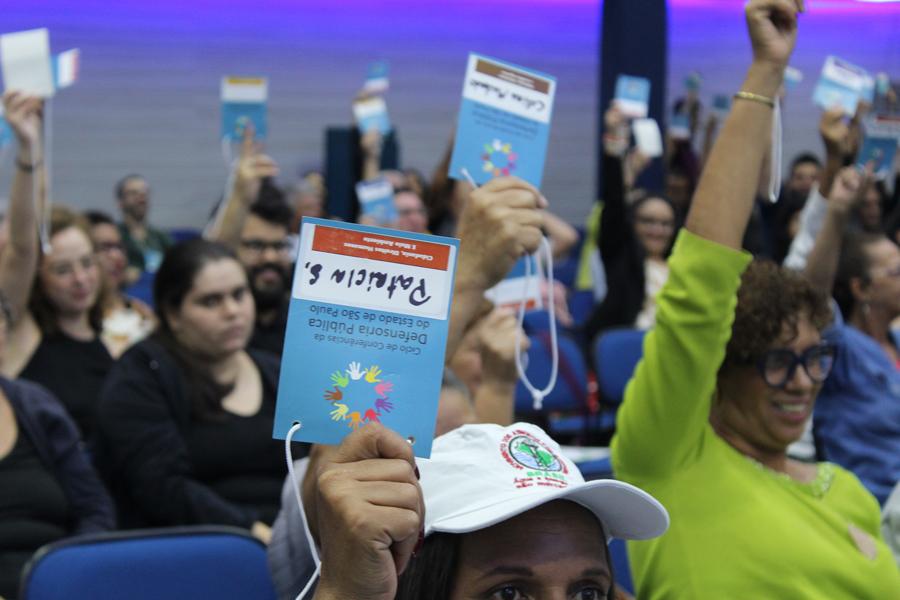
[199,296,220,308]
[233,287,247,301]
[489,585,526,600]
[572,586,606,600]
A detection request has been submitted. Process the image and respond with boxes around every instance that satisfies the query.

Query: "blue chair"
[20,526,277,600]
[593,328,646,431]
[168,228,202,244]
[124,270,155,308]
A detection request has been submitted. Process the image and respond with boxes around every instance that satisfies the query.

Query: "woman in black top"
[96,240,301,544]
[584,104,678,344]
[1,91,113,443]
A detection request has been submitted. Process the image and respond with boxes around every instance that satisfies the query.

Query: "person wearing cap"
[612,1,900,598]
[310,422,667,600]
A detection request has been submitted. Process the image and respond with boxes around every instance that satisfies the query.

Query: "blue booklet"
[221,76,268,141]
[353,96,391,135]
[614,75,651,118]
[812,56,870,116]
[449,53,556,188]
[274,218,459,457]
[356,177,398,225]
[363,60,390,94]
[857,135,897,180]
[0,115,11,149]
[784,66,803,92]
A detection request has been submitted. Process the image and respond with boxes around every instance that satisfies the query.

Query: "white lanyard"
[285,422,322,600]
[768,98,783,203]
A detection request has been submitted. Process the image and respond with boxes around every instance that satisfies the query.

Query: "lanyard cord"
[285,422,322,600]
[768,98,783,203]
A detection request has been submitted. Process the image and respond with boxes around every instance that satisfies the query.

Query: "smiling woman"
[94,239,306,540]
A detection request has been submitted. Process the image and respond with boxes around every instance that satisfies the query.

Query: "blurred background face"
[118,177,150,222]
[665,172,692,213]
[857,184,882,233]
[634,198,676,260]
[394,191,428,234]
[237,214,292,312]
[40,227,101,318]
[91,222,128,289]
[861,238,900,321]
[787,162,820,198]
[167,258,255,358]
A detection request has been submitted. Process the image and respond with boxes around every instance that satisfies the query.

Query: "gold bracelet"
[733,91,775,108]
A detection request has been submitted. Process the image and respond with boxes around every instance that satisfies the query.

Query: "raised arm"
[204,127,279,248]
[598,105,630,263]
[803,168,867,296]
[0,91,42,326]
[613,0,801,479]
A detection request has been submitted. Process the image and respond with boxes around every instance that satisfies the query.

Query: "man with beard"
[237,196,294,356]
[115,174,173,278]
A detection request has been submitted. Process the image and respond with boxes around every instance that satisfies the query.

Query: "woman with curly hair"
[611,0,900,596]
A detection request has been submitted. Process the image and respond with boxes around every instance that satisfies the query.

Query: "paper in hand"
[0,28,55,98]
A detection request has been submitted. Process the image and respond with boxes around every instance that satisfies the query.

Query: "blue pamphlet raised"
[363,60,390,94]
[356,177,398,225]
[614,75,650,118]
[812,56,871,117]
[857,135,897,180]
[274,218,458,457]
[449,53,556,188]
[221,76,268,141]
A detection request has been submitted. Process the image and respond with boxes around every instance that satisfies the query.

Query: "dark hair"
[723,260,832,368]
[789,152,822,172]
[249,194,292,229]
[114,174,146,200]
[84,210,117,227]
[833,231,886,319]
[396,522,616,600]
[30,206,105,336]
[152,239,244,420]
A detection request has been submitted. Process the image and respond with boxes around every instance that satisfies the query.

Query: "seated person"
[95,239,305,541]
[85,210,155,359]
[0,292,114,599]
[612,2,900,596]
[308,422,668,600]
[115,174,172,276]
[0,91,113,442]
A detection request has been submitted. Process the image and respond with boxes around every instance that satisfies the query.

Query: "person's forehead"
[92,222,121,240]
[242,214,288,240]
[395,191,423,207]
[123,178,148,191]
[189,259,247,292]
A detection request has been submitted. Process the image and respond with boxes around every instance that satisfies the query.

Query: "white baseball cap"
[418,422,669,541]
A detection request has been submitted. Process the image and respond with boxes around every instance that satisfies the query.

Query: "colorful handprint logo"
[324,361,395,431]
[482,139,517,177]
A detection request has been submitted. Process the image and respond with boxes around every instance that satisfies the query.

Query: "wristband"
[733,91,775,108]
[15,158,42,173]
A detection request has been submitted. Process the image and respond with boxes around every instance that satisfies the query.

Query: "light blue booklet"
[356,177,398,225]
[449,53,556,187]
[614,75,651,118]
[274,218,459,457]
[363,60,390,94]
[857,135,897,180]
[0,113,11,149]
[221,76,268,141]
[353,96,391,135]
[812,56,870,116]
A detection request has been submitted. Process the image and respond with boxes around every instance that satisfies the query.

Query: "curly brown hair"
[723,260,832,368]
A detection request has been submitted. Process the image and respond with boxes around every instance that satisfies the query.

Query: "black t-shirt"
[248,300,289,358]
[19,333,114,441]
[0,425,70,599]
[185,374,286,525]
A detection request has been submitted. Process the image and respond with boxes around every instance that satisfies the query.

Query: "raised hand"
[603,104,629,157]
[347,361,366,381]
[827,167,867,216]
[324,388,343,402]
[364,409,381,423]
[745,0,802,69]
[2,91,43,150]
[331,371,350,388]
[330,402,349,421]
[314,424,423,600]
[347,411,363,430]
[234,124,279,203]
[375,397,394,414]
[375,381,394,398]
[365,366,383,383]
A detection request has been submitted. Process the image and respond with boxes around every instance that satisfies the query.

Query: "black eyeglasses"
[756,343,837,389]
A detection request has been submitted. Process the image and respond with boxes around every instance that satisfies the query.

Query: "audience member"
[584,104,677,344]
[393,186,429,234]
[95,240,304,540]
[800,168,900,505]
[307,423,667,600]
[84,210,155,358]
[115,174,172,276]
[613,2,900,596]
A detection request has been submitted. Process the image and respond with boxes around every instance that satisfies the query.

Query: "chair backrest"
[594,328,647,405]
[515,332,588,413]
[20,526,277,600]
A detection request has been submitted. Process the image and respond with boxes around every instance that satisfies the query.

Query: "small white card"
[0,28,55,97]
[632,118,663,158]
